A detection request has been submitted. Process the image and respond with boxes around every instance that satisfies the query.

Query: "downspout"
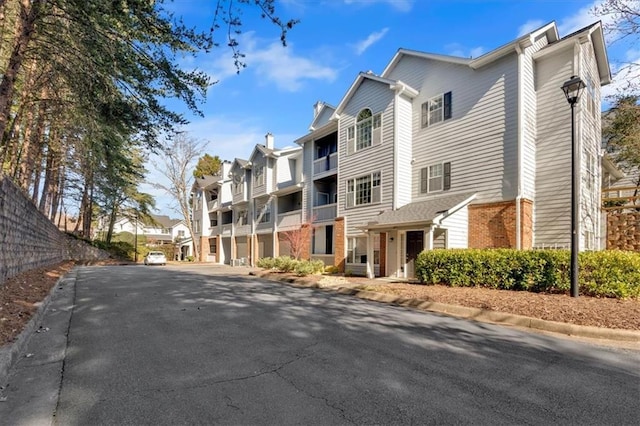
[515,44,524,250]
[392,85,400,210]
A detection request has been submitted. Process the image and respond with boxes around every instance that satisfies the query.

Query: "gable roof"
[361,193,476,230]
[381,22,559,77]
[331,72,418,119]
[537,21,611,85]
[309,102,337,131]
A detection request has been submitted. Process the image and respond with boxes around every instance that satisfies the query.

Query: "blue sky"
[145,0,638,217]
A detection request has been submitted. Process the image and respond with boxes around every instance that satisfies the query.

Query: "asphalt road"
[1,264,639,425]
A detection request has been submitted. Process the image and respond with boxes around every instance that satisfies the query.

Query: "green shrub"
[257,257,276,269]
[325,265,339,274]
[416,249,639,299]
[273,256,299,273]
[294,261,315,276]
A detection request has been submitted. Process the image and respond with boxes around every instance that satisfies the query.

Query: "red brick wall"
[199,236,209,261]
[334,217,346,273]
[607,212,640,251]
[469,199,533,249]
[379,232,387,277]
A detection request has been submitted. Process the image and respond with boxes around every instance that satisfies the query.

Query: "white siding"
[302,141,313,222]
[388,54,519,205]
[276,155,296,187]
[579,41,603,250]
[337,79,395,236]
[396,93,413,208]
[534,47,574,248]
[521,35,550,200]
[440,206,468,248]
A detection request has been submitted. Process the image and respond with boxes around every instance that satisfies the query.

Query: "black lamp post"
[561,75,585,298]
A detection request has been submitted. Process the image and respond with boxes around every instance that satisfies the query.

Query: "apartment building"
[194,21,611,278]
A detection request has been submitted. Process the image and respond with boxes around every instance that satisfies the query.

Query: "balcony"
[277,209,302,229]
[312,203,337,222]
[313,153,338,176]
[221,223,232,236]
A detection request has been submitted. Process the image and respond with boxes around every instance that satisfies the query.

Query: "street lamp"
[561,75,585,298]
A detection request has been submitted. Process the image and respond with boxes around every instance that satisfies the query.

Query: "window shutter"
[420,167,428,193]
[443,92,452,120]
[421,102,428,127]
[443,162,451,191]
[346,125,355,155]
[372,114,382,145]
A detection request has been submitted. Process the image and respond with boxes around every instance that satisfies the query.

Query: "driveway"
[1,264,639,425]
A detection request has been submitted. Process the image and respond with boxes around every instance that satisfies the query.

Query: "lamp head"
[561,75,586,106]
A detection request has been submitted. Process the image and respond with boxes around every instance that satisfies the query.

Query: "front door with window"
[406,231,424,279]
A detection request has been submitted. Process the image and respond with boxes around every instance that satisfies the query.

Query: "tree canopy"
[194,154,223,178]
[0,0,296,238]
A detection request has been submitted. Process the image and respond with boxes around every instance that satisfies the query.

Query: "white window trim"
[346,109,382,155]
[346,171,381,208]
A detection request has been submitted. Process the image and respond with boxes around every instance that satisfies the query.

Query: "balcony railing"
[313,153,338,175]
[312,203,337,222]
[221,224,232,236]
[207,199,219,212]
[277,209,302,228]
[235,224,250,235]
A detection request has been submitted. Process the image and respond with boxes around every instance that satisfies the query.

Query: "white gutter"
[515,44,524,250]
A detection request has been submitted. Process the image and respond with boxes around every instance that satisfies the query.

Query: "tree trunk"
[106,199,119,244]
[21,96,46,191]
[0,0,42,144]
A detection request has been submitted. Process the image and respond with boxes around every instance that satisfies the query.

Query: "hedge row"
[257,256,325,276]
[416,249,640,299]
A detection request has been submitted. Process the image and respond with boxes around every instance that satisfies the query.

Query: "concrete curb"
[0,269,76,387]
[258,273,640,343]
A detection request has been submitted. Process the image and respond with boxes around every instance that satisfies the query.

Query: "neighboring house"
[195,20,611,276]
[97,214,192,259]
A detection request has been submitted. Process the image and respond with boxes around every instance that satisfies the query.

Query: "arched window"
[347,108,382,154]
[356,109,373,151]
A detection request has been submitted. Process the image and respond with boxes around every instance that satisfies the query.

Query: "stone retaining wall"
[0,176,108,286]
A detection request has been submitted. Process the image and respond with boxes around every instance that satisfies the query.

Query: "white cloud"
[445,43,485,58]
[353,28,389,55]
[343,0,414,12]
[517,19,545,37]
[206,32,338,92]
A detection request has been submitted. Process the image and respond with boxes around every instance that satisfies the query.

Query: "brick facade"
[379,232,387,277]
[199,236,209,262]
[468,199,533,249]
[333,217,346,273]
[607,212,640,251]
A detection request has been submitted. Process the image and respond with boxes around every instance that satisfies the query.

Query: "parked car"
[144,251,167,266]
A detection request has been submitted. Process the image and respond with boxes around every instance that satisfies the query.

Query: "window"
[209,218,217,228]
[194,220,200,233]
[421,92,452,127]
[421,162,451,193]
[236,210,248,226]
[178,230,185,237]
[233,174,243,195]
[346,171,381,208]
[317,192,330,206]
[254,161,265,186]
[347,237,367,264]
[347,108,382,154]
[256,203,271,223]
[209,238,217,254]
